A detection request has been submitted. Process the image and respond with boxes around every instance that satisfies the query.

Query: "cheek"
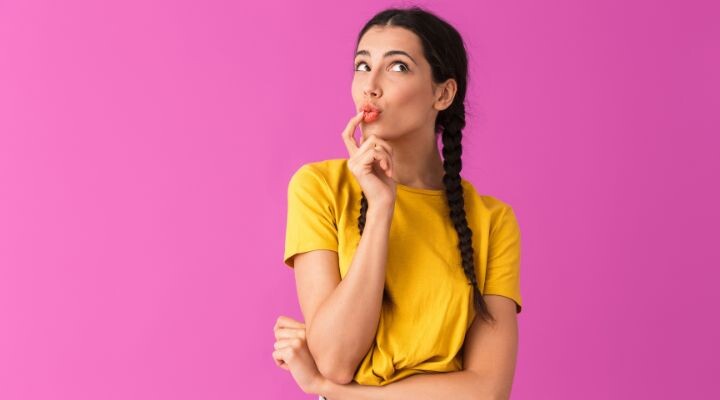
[351,79,363,99]
[393,82,429,107]
[392,92,428,121]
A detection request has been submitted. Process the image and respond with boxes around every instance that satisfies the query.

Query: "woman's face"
[352,26,439,142]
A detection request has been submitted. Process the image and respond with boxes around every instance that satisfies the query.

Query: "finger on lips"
[342,112,394,177]
[342,111,365,155]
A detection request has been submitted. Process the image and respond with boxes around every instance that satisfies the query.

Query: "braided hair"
[355,6,495,324]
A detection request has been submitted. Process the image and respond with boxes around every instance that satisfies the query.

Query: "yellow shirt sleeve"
[484,205,523,313]
[283,164,338,268]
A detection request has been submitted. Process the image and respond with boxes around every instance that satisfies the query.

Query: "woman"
[273,6,523,399]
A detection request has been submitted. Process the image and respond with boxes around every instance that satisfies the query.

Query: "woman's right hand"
[342,110,397,208]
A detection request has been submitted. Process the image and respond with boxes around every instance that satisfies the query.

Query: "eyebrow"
[354,49,418,66]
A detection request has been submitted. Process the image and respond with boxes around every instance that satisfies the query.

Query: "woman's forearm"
[318,369,501,400]
[307,204,394,383]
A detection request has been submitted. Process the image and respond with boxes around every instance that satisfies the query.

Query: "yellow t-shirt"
[283,158,523,386]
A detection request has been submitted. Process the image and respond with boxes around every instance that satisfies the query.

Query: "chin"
[361,128,384,139]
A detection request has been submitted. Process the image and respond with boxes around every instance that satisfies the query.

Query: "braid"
[358,191,393,307]
[439,105,496,324]
[358,192,369,235]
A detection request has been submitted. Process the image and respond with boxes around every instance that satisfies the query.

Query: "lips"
[361,103,382,123]
[361,103,381,113]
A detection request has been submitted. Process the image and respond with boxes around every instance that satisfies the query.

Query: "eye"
[354,61,409,73]
[391,62,409,72]
[354,61,370,72]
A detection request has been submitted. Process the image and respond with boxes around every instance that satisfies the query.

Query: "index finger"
[342,111,365,156]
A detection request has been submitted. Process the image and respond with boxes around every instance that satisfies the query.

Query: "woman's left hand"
[272,315,326,395]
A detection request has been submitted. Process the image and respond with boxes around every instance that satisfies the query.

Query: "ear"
[432,78,457,111]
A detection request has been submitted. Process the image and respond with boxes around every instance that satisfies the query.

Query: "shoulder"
[459,178,520,240]
[460,178,515,220]
[289,158,353,192]
[290,158,348,181]
[288,158,352,198]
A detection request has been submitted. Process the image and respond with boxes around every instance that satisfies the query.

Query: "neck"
[385,128,445,190]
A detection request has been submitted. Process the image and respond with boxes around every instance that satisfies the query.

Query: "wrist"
[317,376,339,399]
[368,202,395,220]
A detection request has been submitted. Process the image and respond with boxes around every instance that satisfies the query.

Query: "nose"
[362,73,382,98]
[363,86,381,98]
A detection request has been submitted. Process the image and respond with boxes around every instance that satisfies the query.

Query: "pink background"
[1,0,718,398]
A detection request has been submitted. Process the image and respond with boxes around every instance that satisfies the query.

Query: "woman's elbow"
[309,338,358,384]
[317,362,355,385]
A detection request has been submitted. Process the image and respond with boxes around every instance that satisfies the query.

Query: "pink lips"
[361,103,381,123]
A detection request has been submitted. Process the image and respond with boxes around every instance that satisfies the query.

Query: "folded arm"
[296,206,394,384]
[317,295,519,400]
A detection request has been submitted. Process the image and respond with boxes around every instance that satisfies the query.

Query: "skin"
[352,25,458,190]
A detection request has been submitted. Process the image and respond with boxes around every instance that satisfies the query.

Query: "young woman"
[273,6,523,399]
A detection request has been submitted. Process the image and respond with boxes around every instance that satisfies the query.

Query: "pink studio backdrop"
[1,0,718,399]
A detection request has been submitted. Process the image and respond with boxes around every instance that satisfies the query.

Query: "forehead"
[356,26,422,58]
